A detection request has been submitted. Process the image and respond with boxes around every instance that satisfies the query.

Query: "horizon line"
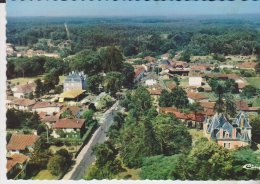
[7,13,260,18]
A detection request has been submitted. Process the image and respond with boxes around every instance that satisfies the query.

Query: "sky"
[7,1,260,17]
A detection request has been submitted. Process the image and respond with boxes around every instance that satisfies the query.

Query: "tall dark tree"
[99,46,124,72]
[103,72,123,96]
[34,79,44,98]
[121,63,135,88]
[251,116,260,144]
[87,75,103,94]
[224,93,237,118]
[214,84,225,113]
[171,87,189,110]
[159,89,173,107]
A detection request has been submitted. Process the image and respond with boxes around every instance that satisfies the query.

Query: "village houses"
[11,82,36,99]
[7,134,39,155]
[32,102,63,115]
[6,154,29,179]
[52,118,86,138]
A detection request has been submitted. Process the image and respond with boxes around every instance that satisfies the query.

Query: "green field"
[253,97,260,107]
[8,75,65,86]
[32,170,59,180]
[188,129,204,143]
[245,77,260,89]
[8,76,43,85]
[201,92,217,101]
[116,168,141,180]
[179,77,189,87]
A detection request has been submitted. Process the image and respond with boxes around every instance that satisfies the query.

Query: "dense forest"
[7,15,260,58]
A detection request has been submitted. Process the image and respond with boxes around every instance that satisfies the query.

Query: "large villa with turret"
[204,112,252,149]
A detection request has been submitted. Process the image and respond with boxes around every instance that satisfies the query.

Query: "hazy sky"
[7,1,260,17]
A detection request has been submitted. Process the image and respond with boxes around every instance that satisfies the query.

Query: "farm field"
[245,77,260,89]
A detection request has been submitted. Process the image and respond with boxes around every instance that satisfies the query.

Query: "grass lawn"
[188,129,204,143]
[253,97,260,107]
[32,170,59,180]
[116,168,141,180]
[163,79,176,86]
[8,75,44,85]
[49,145,77,155]
[201,92,217,101]
[245,77,260,89]
[179,77,189,87]
[59,75,65,85]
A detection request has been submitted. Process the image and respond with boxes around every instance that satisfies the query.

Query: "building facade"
[203,112,251,149]
[64,71,87,92]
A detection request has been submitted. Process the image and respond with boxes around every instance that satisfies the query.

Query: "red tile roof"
[134,68,145,78]
[159,107,205,122]
[187,92,208,100]
[201,109,215,116]
[9,98,36,107]
[172,61,189,68]
[191,65,209,71]
[200,102,215,109]
[144,56,156,63]
[53,118,85,129]
[38,112,47,119]
[235,100,249,111]
[32,102,63,109]
[42,115,59,123]
[7,134,39,151]
[247,107,260,111]
[237,62,257,69]
[148,89,162,95]
[235,101,260,111]
[6,154,29,172]
[15,83,36,93]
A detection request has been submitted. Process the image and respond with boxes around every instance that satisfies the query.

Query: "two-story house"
[203,112,252,149]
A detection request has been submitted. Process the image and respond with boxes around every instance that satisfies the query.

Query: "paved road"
[63,101,119,180]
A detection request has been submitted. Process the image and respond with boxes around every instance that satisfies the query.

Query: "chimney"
[219,128,223,139]
[232,128,237,139]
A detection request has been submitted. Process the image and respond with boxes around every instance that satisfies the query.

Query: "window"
[225,132,229,138]
[224,142,230,148]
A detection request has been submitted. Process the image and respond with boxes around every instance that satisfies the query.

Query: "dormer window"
[225,132,229,138]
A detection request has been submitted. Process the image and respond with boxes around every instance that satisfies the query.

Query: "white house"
[189,76,203,87]
[145,78,157,86]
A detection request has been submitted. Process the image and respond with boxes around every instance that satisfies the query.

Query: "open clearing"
[245,77,260,89]
[32,170,59,180]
